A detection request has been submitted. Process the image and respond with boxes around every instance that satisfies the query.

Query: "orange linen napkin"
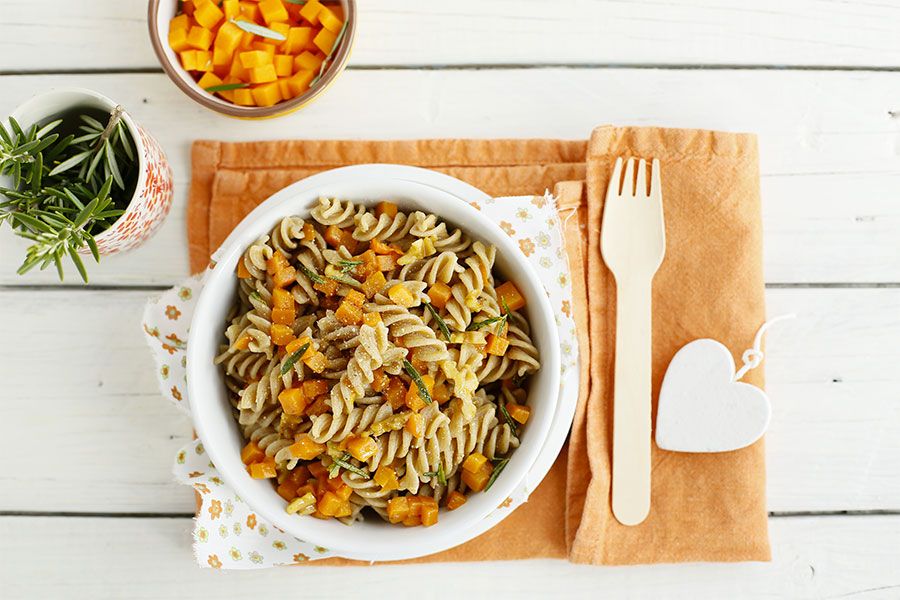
[188,127,769,564]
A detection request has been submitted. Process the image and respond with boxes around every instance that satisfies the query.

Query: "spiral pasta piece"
[310,197,363,228]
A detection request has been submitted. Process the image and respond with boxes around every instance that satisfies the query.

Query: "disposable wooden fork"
[600,157,666,526]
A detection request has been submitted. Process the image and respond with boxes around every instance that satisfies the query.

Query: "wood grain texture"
[4,0,900,71]
[2,515,900,599]
[1,70,899,286]
[1,287,896,514]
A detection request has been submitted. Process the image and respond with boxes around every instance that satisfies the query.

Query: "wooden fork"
[600,157,666,526]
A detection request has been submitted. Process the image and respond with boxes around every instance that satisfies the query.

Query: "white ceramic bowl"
[187,164,561,561]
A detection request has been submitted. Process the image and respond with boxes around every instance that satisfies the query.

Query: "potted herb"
[0,88,174,283]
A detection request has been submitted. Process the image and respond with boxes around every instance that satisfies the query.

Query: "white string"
[733,313,797,382]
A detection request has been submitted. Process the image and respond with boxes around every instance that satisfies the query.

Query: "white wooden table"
[2,2,900,598]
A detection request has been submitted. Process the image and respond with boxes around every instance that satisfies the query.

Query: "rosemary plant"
[0,106,136,283]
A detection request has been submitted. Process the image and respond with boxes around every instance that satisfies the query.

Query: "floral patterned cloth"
[142,194,578,569]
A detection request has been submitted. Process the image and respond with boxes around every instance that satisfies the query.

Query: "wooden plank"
[5,0,900,71]
[1,70,899,286]
[2,514,899,598]
[1,287,896,514]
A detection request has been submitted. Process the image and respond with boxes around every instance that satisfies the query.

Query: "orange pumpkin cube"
[388,284,417,308]
[233,88,255,106]
[286,70,315,97]
[370,367,389,392]
[313,27,337,54]
[249,64,278,84]
[361,271,387,299]
[272,287,294,310]
[363,311,383,329]
[239,0,260,22]
[405,375,434,412]
[301,378,329,398]
[222,0,240,20]
[240,441,265,465]
[272,265,297,288]
[289,434,325,460]
[433,382,451,405]
[344,289,366,307]
[193,0,225,29]
[239,50,271,69]
[252,81,282,106]
[298,0,322,24]
[317,5,343,33]
[506,402,531,425]
[405,412,425,437]
[376,254,398,272]
[258,0,289,25]
[215,20,244,53]
[273,54,293,77]
[370,238,402,256]
[462,463,492,492]
[427,282,452,309]
[283,26,313,54]
[269,324,294,346]
[168,26,191,53]
[384,377,407,410]
[187,26,214,51]
[271,306,295,325]
[285,335,314,357]
[387,496,410,524]
[249,458,277,479]
[316,491,343,517]
[335,300,363,326]
[373,466,399,492]
[446,491,467,510]
[305,396,330,416]
[231,334,252,351]
[266,252,289,275]
[420,503,439,527]
[313,278,339,296]
[276,479,299,501]
[278,388,308,416]
[485,333,509,357]
[307,460,328,481]
[293,50,323,72]
[346,436,378,462]
[495,281,526,312]
[303,351,327,373]
[375,201,398,218]
[462,452,488,474]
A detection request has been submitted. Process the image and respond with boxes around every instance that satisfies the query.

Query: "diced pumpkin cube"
[251,41,277,60]
[276,479,299,501]
[420,503,438,527]
[286,70,314,96]
[427,282,452,309]
[277,78,291,100]
[193,0,225,30]
[370,238,402,256]
[187,25,214,50]
[495,281,526,312]
[278,388,307,415]
[283,26,313,54]
[405,375,433,413]
[323,225,356,251]
[231,334,252,351]
[305,396,329,415]
[266,252,289,275]
[461,462,492,492]
[384,377,407,410]
[506,402,531,424]
[229,58,250,81]
[194,50,213,71]
[272,265,297,287]
[402,513,421,527]
[386,496,410,524]
[239,49,271,68]
[301,378,329,398]
[249,459,278,479]
[302,222,315,241]
[303,351,327,373]
[294,50,323,72]
[197,72,224,93]
[307,460,328,481]
[170,13,191,33]
[182,0,196,16]
[258,0,289,24]
[407,495,424,517]
[462,452,488,474]
[233,88,255,105]
[316,490,342,517]
[299,0,322,25]
[433,382,451,405]
[240,441,265,465]
[335,482,354,502]
[285,335,315,357]
[249,64,278,84]
[313,278,339,296]
[317,5,343,33]
[485,333,509,357]
[405,412,425,437]
[274,54,293,77]
[214,20,244,53]
[223,0,241,20]
[346,436,378,462]
[289,434,325,460]
[376,254,398,272]
[335,300,363,326]
[344,289,366,307]
[179,50,198,71]
[373,466,399,492]
[288,465,311,486]
[361,271,387,299]
[313,27,337,54]
[272,287,294,310]
[325,473,346,492]
[375,201,398,218]
[270,323,294,346]
[239,0,260,22]
[212,45,233,67]
[388,284,417,308]
[169,27,191,53]
[269,21,290,40]
[363,311,383,329]
[446,491,467,510]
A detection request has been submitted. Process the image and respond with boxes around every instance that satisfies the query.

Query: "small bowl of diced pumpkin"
[148,0,356,118]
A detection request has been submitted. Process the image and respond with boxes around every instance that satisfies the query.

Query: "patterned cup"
[8,88,174,255]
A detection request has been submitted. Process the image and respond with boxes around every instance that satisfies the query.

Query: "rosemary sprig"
[280,342,310,375]
[331,452,369,478]
[299,264,326,284]
[284,0,307,4]
[423,301,451,342]
[338,259,362,274]
[485,458,509,491]
[204,82,250,93]
[498,402,519,436]
[230,18,287,41]
[402,359,432,404]
[467,314,507,332]
[423,464,447,486]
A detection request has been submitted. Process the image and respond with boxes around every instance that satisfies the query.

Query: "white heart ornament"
[655,339,771,453]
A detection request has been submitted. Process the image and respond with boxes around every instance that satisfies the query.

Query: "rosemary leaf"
[402,359,433,404]
[498,401,519,436]
[466,314,507,332]
[48,150,91,177]
[204,82,251,93]
[68,245,88,283]
[281,342,310,375]
[299,264,326,284]
[230,18,287,41]
[485,458,509,491]
[333,453,369,478]
[424,301,451,342]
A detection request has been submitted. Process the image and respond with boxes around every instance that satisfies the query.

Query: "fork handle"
[611,278,653,526]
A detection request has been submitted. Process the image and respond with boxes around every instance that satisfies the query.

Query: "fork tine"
[636,159,647,197]
[621,158,635,197]
[606,157,623,199]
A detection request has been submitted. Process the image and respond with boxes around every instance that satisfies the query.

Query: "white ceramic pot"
[187,164,562,561]
[7,87,174,255]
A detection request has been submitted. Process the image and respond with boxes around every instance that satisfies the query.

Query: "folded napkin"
[187,126,770,564]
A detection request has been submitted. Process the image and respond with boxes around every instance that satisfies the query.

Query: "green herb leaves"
[230,18,287,41]
[402,359,433,404]
[424,301,452,342]
[280,342,310,375]
[331,452,369,478]
[204,82,250,93]
[485,458,509,491]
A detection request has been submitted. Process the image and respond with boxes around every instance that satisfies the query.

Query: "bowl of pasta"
[187,164,560,560]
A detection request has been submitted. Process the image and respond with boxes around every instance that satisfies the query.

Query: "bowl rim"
[187,164,562,560]
[147,0,357,118]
